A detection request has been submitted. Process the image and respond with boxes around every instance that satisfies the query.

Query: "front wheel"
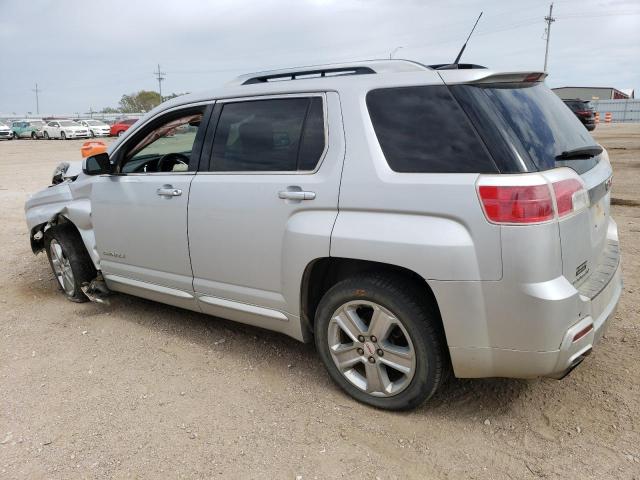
[43,131,49,139]
[12,132,18,139]
[117,130,125,137]
[31,131,37,140]
[44,224,96,303]
[60,131,66,140]
[314,274,449,410]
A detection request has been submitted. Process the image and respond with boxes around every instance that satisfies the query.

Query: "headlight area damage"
[51,161,82,185]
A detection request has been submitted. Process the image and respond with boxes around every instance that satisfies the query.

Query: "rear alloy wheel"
[12,131,18,139]
[43,131,49,140]
[117,130,125,137]
[315,274,449,410]
[60,131,66,140]
[44,224,96,303]
[31,131,37,140]
[90,130,95,138]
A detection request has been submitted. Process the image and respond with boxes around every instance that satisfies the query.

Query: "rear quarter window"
[366,85,497,173]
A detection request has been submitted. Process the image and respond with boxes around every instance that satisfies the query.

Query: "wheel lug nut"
[358,335,365,342]
[377,349,384,356]
[368,356,375,364]
[370,336,377,343]
[357,348,364,355]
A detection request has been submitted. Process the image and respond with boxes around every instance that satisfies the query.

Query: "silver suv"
[25,60,622,410]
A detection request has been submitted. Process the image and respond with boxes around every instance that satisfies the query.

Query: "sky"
[0,0,638,115]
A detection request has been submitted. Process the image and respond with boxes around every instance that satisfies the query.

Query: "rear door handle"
[278,190,316,200]
[156,185,182,197]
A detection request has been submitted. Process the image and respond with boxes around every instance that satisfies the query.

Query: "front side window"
[210,96,325,172]
[120,109,204,174]
[366,86,497,173]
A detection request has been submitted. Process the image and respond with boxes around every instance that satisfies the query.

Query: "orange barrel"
[594,112,600,124]
[605,112,612,123]
[81,141,107,158]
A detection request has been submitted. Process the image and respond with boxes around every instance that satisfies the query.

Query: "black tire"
[117,130,125,137]
[314,273,449,410]
[12,131,18,139]
[44,131,49,140]
[44,224,96,303]
[31,131,37,140]
[60,131,66,140]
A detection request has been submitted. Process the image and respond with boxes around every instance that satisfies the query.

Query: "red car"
[110,118,138,137]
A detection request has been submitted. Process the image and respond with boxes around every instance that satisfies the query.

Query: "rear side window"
[366,85,497,173]
[210,97,325,172]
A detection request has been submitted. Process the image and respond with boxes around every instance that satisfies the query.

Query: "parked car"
[0,121,13,140]
[41,120,91,140]
[24,60,621,410]
[563,99,596,131]
[76,119,111,137]
[109,118,138,137]
[10,119,46,139]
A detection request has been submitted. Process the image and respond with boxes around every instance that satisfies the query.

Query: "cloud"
[0,0,638,114]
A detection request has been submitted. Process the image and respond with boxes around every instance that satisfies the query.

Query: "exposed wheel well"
[30,215,76,254]
[300,257,444,339]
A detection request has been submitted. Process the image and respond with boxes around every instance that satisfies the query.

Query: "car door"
[91,103,213,311]
[188,93,344,334]
[49,121,61,138]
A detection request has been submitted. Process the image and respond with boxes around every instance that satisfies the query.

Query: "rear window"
[366,86,497,173]
[451,83,599,175]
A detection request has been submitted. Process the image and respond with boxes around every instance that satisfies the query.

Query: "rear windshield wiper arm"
[555,145,603,160]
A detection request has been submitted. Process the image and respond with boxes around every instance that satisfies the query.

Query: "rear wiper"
[555,145,603,160]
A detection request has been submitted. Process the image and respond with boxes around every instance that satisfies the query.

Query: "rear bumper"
[447,263,622,378]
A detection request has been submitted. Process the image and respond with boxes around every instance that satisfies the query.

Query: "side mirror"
[83,152,112,175]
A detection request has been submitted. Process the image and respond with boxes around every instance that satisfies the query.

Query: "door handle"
[156,186,182,197]
[278,189,316,201]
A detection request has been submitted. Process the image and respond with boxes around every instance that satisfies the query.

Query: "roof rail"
[230,60,432,86]
[241,66,375,85]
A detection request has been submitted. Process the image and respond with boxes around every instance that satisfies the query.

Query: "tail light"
[478,185,553,223]
[552,178,585,217]
[478,171,587,225]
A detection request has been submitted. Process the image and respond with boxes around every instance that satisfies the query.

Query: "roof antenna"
[453,11,483,65]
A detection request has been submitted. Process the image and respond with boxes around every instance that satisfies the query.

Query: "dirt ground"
[1,125,638,479]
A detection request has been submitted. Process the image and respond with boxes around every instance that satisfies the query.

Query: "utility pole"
[543,3,555,72]
[153,64,166,100]
[32,83,41,115]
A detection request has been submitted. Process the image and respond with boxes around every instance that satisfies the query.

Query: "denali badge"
[103,250,126,259]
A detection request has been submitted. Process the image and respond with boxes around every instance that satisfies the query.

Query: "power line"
[32,83,41,115]
[543,3,555,72]
[153,64,166,99]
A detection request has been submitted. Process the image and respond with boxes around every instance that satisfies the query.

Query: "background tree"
[118,90,162,113]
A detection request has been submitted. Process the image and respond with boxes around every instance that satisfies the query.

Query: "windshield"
[451,82,599,175]
[86,120,105,126]
[30,121,45,127]
[59,121,78,127]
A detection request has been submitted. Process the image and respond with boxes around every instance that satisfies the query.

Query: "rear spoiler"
[438,70,548,85]
[468,72,547,84]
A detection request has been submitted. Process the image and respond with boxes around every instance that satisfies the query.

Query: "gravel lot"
[1,125,639,479]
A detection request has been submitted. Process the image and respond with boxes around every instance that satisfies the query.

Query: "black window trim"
[200,92,329,175]
[108,102,215,176]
